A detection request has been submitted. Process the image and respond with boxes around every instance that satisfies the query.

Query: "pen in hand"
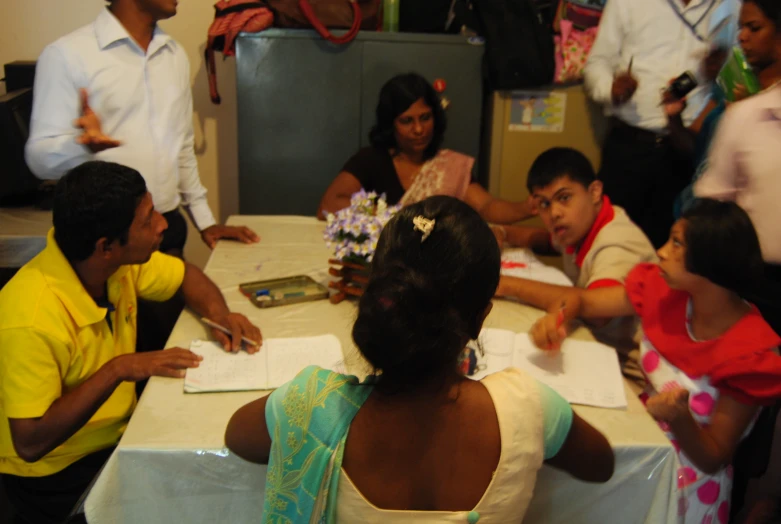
[547,305,567,351]
[200,317,261,350]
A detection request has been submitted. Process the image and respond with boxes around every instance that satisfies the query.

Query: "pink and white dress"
[626,264,781,524]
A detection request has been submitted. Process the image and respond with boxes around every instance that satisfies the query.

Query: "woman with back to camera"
[226,196,614,523]
[318,73,535,224]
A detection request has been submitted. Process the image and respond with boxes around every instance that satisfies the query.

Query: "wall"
[1,1,241,268]
[486,85,608,267]
[487,85,607,202]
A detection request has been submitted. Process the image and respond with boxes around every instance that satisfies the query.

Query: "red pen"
[556,306,566,328]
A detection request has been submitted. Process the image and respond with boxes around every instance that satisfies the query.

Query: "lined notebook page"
[513,333,627,409]
[468,329,627,409]
[185,335,343,393]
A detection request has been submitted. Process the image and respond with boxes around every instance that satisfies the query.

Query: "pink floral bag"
[553,19,598,83]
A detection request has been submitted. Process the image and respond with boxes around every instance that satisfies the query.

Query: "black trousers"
[1,447,113,524]
[599,120,693,249]
[135,209,188,395]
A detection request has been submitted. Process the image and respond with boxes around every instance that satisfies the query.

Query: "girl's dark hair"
[681,199,765,296]
[54,161,148,262]
[368,73,446,160]
[745,0,781,29]
[352,196,500,392]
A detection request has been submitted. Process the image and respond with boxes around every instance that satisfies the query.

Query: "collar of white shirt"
[95,8,174,56]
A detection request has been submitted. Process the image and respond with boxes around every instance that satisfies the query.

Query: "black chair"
[731,401,781,523]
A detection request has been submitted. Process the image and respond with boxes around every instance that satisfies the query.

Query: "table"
[0,206,51,268]
[85,216,678,523]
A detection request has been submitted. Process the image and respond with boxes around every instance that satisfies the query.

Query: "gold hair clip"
[412,216,436,243]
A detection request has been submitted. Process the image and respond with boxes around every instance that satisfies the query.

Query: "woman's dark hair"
[53,161,148,262]
[744,0,781,30]
[526,147,596,192]
[368,73,447,160]
[352,196,500,392]
[681,198,765,296]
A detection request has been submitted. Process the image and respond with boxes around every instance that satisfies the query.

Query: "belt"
[609,117,668,145]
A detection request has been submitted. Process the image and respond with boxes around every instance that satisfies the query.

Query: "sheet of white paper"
[185,340,267,393]
[513,333,627,409]
[500,249,573,288]
[265,334,345,388]
[185,335,344,393]
[467,329,627,409]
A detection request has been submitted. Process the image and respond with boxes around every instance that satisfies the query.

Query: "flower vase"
[327,258,371,304]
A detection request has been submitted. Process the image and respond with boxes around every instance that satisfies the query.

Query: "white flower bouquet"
[323,189,399,264]
[323,190,399,303]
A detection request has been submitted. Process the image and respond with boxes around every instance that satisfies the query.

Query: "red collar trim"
[565,196,615,267]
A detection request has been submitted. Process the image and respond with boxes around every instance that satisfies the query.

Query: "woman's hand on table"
[200,224,260,249]
[210,312,263,354]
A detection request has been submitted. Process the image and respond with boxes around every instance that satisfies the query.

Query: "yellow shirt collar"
[39,228,130,328]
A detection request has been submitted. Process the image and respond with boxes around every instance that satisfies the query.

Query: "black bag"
[465,0,555,90]
[399,0,459,33]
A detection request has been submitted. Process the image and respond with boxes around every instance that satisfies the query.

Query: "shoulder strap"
[299,0,362,45]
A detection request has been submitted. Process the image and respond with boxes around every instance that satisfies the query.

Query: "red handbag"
[206,0,275,104]
[268,0,381,44]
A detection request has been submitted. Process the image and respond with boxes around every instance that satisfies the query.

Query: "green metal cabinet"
[236,29,485,215]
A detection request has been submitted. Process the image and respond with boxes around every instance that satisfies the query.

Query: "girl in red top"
[531,198,781,523]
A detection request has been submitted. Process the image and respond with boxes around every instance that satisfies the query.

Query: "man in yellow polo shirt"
[0,161,262,523]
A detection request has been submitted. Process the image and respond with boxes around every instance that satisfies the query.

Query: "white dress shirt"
[25,8,216,231]
[695,87,781,264]
[584,0,739,132]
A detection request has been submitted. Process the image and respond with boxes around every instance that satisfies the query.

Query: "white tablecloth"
[85,216,677,523]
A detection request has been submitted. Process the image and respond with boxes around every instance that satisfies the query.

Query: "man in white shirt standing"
[25,0,258,255]
[25,0,260,356]
[584,0,739,248]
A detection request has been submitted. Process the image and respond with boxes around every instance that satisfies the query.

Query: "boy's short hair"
[526,147,596,193]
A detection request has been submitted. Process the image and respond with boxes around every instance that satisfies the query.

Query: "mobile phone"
[665,71,698,100]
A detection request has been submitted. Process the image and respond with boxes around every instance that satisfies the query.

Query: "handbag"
[267,0,381,44]
[206,0,274,104]
[468,0,556,89]
[555,0,604,31]
[553,19,597,83]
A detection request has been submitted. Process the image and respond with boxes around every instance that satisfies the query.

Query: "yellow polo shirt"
[0,229,185,477]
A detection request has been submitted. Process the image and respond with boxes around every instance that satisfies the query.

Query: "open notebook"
[184,335,345,393]
[466,328,627,409]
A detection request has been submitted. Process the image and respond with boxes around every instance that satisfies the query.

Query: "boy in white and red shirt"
[495,147,656,374]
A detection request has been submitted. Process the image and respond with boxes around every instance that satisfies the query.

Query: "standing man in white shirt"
[25,0,258,255]
[25,0,261,357]
[584,0,739,248]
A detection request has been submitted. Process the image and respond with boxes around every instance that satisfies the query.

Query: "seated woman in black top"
[317,73,534,223]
